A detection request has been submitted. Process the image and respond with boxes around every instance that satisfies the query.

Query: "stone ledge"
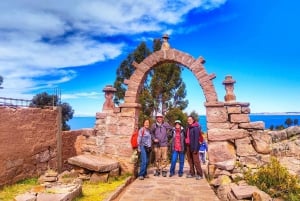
[68,154,119,172]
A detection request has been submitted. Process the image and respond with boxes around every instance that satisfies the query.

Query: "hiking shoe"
[169,173,174,177]
[162,171,167,177]
[196,175,203,180]
[154,171,160,176]
[138,176,144,180]
[178,173,183,177]
[186,174,194,178]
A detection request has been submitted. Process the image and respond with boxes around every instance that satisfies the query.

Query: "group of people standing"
[136,112,207,180]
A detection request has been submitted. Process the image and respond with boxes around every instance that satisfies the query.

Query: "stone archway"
[91,46,265,176]
[121,48,218,109]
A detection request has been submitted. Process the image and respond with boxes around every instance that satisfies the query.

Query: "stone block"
[230,114,250,123]
[68,154,119,172]
[207,122,230,130]
[239,121,265,130]
[231,185,258,200]
[236,137,257,156]
[208,128,249,141]
[206,107,228,123]
[251,131,272,154]
[227,106,241,114]
[208,141,236,164]
[90,172,109,183]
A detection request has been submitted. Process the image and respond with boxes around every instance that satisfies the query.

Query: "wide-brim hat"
[174,120,182,124]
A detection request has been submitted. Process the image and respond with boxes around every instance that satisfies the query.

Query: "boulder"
[68,154,119,172]
[251,131,272,154]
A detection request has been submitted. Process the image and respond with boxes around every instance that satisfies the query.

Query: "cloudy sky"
[0,0,299,117]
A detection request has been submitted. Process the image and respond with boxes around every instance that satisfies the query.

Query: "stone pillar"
[102,85,117,112]
[222,75,236,102]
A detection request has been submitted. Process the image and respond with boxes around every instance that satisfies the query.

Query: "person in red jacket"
[185,116,203,180]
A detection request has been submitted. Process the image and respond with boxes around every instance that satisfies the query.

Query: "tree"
[113,42,151,103]
[30,92,74,131]
[284,118,293,127]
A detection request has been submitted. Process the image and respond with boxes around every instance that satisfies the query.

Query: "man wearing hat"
[169,120,186,177]
[151,112,172,177]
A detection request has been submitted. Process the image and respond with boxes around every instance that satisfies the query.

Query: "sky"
[0,0,299,116]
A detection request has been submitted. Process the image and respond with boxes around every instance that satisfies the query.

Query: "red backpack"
[130,130,139,149]
[199,131,204,144]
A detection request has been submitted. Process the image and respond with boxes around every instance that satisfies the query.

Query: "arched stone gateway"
[85,46,267,177]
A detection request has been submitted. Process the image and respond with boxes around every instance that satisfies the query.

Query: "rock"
[38,175,57,183]
[268,130,287,143]
[90,172,108,183]
[235,137,257,157]
[231,185,258,200]
[217,183,237,201]
[215,159,235,171]
[208,128,249,141]
[68,154,119,172]
[208,141,236,164]
[15,192,36,201]
[253,190,272,201]
[251,131,272,154]
[239,121,265,130]
[286,126,300,138]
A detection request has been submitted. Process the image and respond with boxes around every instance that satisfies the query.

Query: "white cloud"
[62,92,103,100]
[0,0,227,109]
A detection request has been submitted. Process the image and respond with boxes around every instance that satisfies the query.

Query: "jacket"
[151,122,172,147]
[186,122,201,152]
[137,127,152,152]
[170,126,185,152]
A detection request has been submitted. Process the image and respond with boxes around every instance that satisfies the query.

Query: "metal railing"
[0,97,32,107]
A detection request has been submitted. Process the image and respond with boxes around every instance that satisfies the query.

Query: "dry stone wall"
[72,112,137,173]
[0,106,60,187]
[61,129,94,170]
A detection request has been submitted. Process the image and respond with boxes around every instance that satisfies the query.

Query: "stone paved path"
[115,166,220,201]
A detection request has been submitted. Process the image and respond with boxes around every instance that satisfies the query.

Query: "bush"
[244,157,300,200]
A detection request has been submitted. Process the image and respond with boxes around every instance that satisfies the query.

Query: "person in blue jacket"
[199,137,208,165]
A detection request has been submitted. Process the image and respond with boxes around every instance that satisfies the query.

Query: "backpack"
[199,130,204,144]
[130,130,139,149]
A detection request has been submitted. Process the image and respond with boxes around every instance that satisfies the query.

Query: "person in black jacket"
[185,116,203,180]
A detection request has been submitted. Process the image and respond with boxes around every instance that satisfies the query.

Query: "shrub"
[244,157,300,200]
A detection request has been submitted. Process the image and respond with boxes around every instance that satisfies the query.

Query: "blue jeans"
[138,146,149,177]
[169,151,185,175]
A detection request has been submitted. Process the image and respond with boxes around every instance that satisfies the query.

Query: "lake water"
[68,114,300,132]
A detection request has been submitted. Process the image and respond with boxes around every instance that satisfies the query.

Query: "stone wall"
[61,129,94,170]
[206,102,267,173]
[0,106,60,187]
[74,111,137,173]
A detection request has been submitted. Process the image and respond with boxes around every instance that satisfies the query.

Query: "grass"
[0,174,131,201]
[0,177,38,201]
[75,174,131,201]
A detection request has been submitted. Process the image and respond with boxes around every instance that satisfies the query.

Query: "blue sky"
[0,0,299,116]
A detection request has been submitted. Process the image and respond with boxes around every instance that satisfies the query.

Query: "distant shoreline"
[250,112,300,115]
[73,112,300,117]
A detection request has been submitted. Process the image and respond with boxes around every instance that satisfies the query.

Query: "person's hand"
[154,139,159,143]
[193,151,197,154]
